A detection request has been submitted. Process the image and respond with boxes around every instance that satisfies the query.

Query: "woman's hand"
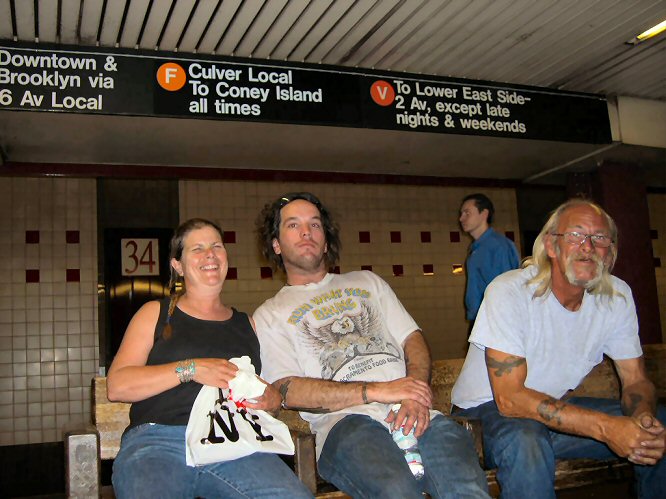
[192,358,239,388]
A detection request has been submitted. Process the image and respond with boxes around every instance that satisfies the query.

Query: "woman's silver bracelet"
[175,359,195,383]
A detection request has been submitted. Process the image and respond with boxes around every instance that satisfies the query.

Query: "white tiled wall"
[0,177,98,446]
[0,176,658,448]
[180,180,521,360]
[648,193,666,341]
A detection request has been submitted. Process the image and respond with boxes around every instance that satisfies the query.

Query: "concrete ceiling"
[1,0,665,185]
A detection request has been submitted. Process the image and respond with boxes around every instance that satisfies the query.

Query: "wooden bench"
[65,344,665,498]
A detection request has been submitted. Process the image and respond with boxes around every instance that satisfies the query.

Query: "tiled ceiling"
[0,0,664,184]
[2,0,664,100]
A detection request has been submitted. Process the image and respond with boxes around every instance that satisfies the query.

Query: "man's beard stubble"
[564,251,606,289]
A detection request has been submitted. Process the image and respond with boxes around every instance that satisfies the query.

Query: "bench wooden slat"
[93,377,129,460]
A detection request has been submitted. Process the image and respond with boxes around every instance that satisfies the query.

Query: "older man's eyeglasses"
[552,231,613,248]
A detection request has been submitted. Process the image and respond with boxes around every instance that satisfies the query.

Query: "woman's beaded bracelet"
[175,359,195,383]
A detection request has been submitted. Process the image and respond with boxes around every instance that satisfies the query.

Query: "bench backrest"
[93,344,666,459]
[92,377,129,459]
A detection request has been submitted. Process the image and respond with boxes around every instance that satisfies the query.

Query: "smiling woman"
[105,217,313,499]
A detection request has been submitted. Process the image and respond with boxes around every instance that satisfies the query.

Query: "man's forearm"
[275,377,367,413]
[403,330,431,383]
[621,379,657,417]
[276,371,433,413]
[500,387,614,442]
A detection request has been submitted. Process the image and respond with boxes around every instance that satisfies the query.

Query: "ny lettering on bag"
[185,385,294,466]
[202,390,273,444]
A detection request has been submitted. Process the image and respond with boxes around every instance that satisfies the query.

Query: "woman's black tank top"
[127,298,260,429]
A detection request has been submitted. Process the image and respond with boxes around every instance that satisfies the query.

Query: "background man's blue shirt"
[464,227,520,320]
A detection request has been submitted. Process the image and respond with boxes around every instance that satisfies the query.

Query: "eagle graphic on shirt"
[298,302,401,379]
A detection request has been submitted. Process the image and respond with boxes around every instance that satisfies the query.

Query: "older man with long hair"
[452,198,665,499]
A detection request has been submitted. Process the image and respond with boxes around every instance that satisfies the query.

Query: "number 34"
[121,239,159,276]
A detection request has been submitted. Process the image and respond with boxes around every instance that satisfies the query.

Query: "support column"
[568,164,662,344]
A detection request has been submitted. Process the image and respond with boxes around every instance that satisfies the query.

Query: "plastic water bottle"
[391,404,425,480]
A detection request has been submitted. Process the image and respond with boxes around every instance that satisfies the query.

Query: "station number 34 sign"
[121,238,159,276]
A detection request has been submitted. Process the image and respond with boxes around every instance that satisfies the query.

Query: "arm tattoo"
[621,393,643,416]
[278,380,290,405]
[361,382,369,404]
[281,405,332,414]
[277,379,332,414]
[486,354,526,377]
[537,398,566,425]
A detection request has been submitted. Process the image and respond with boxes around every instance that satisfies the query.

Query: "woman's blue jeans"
[112,423,314,499]
[317,413,490,498]
[458,397,666,499]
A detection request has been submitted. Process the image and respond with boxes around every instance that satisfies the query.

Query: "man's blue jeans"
[458,397,666,499]
[112,423,314,499]
[317,413,490,498]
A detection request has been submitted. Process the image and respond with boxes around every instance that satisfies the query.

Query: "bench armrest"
[290,429,317,494]
[64,425,101,498]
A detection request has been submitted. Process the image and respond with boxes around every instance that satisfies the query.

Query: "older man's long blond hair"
[523,199,619,299]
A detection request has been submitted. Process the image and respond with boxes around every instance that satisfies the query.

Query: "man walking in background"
[459,193,519,325]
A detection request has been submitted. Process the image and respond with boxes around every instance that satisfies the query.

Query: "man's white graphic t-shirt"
[254,271,435,458]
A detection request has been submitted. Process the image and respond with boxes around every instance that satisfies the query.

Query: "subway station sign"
[0,43,611,143]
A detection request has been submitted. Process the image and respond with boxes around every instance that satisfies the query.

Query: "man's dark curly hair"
[257,192,341,272]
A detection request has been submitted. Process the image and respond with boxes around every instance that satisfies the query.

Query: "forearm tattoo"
[278,379,291,405]
[361,382,369,404]
[486,354,526,377]
[621,393,643,416]
[537,398,566,425]
[282,405,332,414]
[277,379,331,414]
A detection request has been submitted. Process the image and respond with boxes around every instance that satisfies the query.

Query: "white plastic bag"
[185,358,294,466]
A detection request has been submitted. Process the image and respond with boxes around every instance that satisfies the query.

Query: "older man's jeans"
[317,413,490,498]
[112,423,314,499]
[458,397,666,499]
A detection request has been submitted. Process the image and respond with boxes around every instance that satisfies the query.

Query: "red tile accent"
[25,231,40,244]
[361,265,373,271]
[450,231,461,243]
[423,264,434,275]
[359,231,371,243]
[505,231,515,241]
[224,231,236,244]
[390,231,401,243]
[420,231,431,243]
[330,266,341,274]
[655,257,662,268]
[260,267,273,279]
[1,163,520,189]
[392,265,404,277]
[227,267,238,280]
[66,230,80,244]
[650,229,658,240]
[26,269,40,283]
[66,269,80,282]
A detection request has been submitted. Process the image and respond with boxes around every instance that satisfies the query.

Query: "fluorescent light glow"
[638,19,666,40]
[627,19,666,44]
